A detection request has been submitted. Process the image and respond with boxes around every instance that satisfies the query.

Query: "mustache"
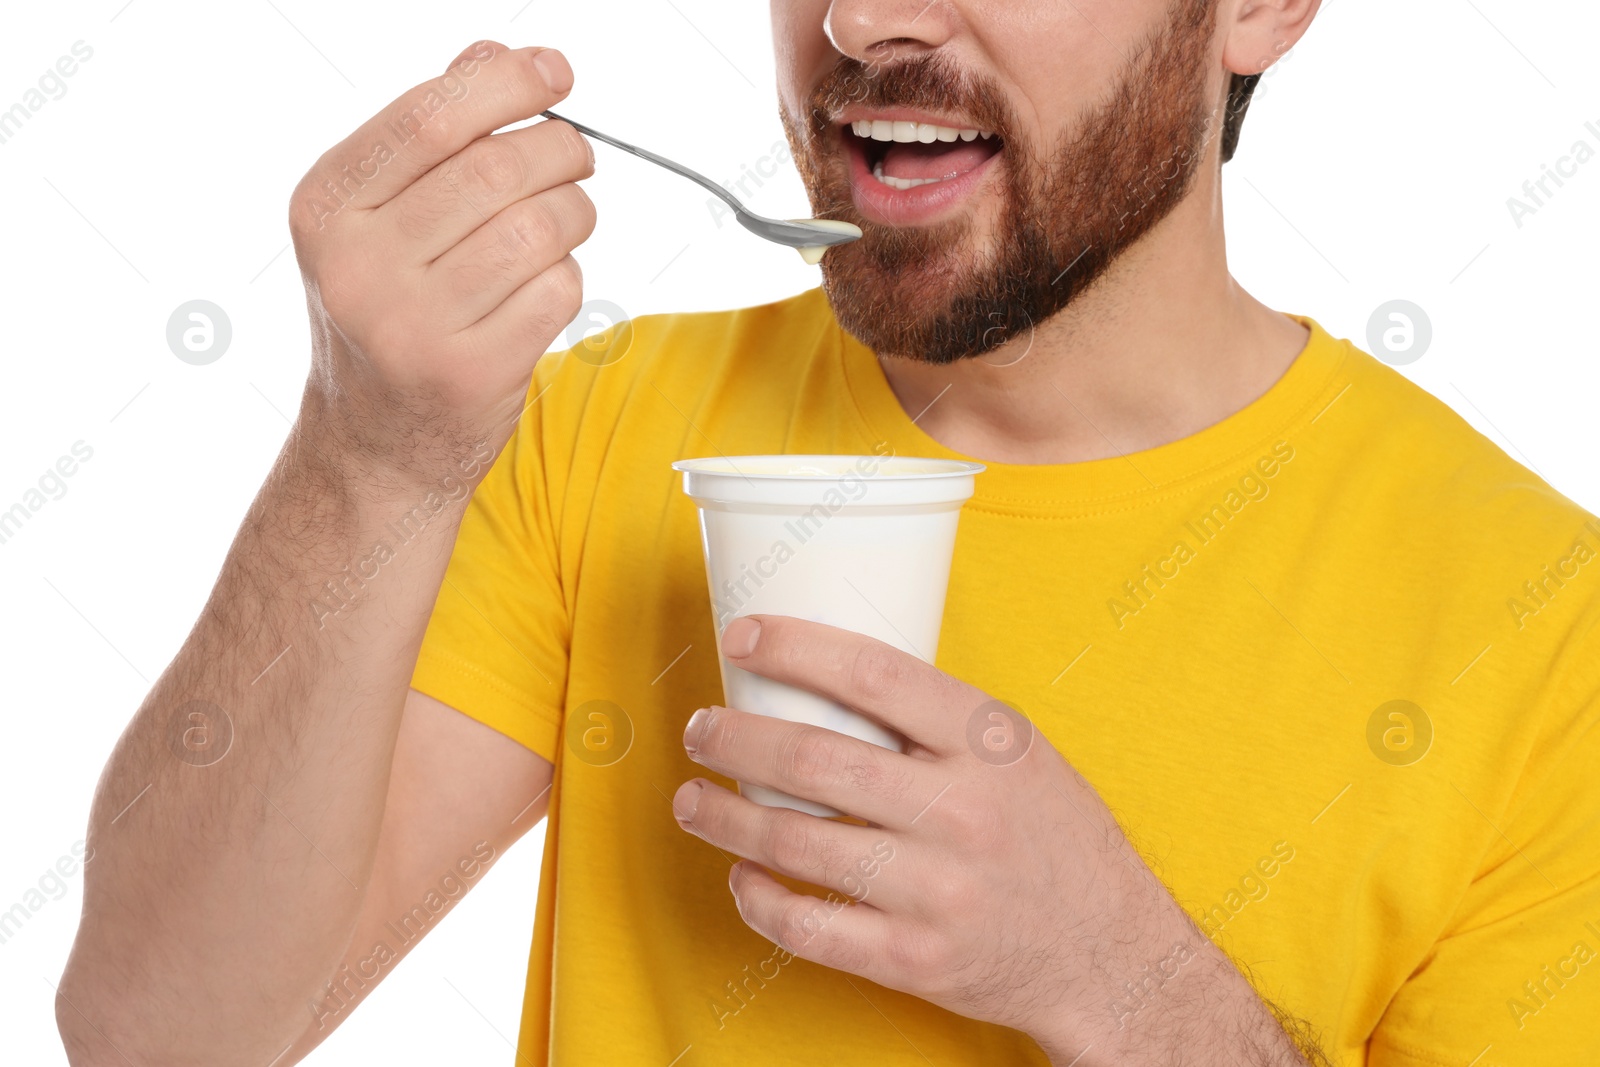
[805,52,1014,141]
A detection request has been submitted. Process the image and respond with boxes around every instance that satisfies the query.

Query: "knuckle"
[781,730,842,789]
[848,644,904,705]
[846,751,911,805]
[924,871,976,919]
[509,198,562,255]
[766,811,818,873]
[405,105,461,159]
[773,899,824,952]
[458,140,524,203]
[936,797,994,845]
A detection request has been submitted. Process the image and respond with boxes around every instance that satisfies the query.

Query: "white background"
[1,0,1596,1062]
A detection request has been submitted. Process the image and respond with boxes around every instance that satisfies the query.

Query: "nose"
[825,0,958,63]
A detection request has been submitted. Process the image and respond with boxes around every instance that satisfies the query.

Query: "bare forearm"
[58,414,481,1065]
[1053,950,1328,1067]
[1034,888,1328,1067]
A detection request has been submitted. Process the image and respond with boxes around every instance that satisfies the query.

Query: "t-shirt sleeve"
[409,352,577,765]
[1368,632,1600,1066]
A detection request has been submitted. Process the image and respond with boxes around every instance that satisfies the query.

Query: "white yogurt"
[789,218,862,264]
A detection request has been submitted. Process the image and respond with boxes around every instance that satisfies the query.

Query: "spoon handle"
[540,110,743,215]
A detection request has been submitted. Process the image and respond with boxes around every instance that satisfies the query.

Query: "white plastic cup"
[673,453,984,816]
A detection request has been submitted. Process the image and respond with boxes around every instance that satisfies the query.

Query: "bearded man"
[58,3,1600,1066]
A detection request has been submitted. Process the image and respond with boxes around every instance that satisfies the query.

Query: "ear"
[1220,0,1321,77]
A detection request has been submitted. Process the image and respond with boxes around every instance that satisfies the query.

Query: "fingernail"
[533,48,573,94]
[684,707,711,755]
[723,617,761,659]
[673,780,705,824]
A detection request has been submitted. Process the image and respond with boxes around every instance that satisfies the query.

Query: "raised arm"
[56,40,592,1066]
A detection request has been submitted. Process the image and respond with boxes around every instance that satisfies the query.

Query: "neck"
[872,169,1310,465]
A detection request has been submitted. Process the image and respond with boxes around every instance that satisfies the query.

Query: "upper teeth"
[850,119,993,143]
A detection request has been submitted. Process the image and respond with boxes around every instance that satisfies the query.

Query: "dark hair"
[1220,72,1261,163]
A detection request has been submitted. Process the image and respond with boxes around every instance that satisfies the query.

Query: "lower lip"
[844,133,1002,228]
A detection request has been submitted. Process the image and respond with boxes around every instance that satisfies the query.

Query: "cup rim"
[671,454,985,481]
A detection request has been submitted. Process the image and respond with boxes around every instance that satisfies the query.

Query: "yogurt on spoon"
[790,218,863,265]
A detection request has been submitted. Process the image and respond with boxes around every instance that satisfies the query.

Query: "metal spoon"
[541,109,861,261]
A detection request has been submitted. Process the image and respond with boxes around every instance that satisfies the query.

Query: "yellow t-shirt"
[412,287,1600,1066]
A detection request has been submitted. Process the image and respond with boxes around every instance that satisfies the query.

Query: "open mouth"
[834,113,1005,226]
[845,118,1003,189]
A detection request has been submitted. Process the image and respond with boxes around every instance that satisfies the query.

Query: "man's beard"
[780,0,1223,365]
